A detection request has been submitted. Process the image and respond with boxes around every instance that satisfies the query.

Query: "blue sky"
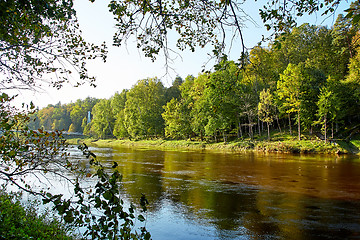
[11,0,351,108]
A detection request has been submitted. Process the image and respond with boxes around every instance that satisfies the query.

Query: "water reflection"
[90,146,360,239]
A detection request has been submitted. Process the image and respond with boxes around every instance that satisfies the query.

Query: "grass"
[66,130,356,155]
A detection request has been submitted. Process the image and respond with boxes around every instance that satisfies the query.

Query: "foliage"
[0,0,107,90]
[277,63,303,140]
[203,60,241,141]
[0,93,151,239]
[124,78,166,139]
[162,98,189,139]
[30,97,99,133]
[316,85,340,142]
[0,191,75,240]
[42,144,151,240]
[106,0,358,64]
[0,93,70,194]
[28,17,360,143]
[258,89,275,140]
[87,99,115,138]
[111,90,129,139]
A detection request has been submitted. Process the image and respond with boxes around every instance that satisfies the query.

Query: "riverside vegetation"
[66,133,358,155]
[33,8,360,155]
[2,1,360,239]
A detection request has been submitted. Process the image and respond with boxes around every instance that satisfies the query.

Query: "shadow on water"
[88,146,360,240]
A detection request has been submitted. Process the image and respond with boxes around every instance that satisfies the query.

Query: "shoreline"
[65,137,359,155]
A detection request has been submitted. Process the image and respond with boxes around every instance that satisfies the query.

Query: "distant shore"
[66,136,359,155]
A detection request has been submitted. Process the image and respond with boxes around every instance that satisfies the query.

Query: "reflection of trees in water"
[91,147,360,239]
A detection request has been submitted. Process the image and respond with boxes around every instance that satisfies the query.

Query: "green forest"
[32,17,360,143]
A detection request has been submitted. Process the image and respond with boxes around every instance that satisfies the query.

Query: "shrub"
[0,191,75,240]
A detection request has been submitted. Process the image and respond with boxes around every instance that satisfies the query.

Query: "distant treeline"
[31,18,360,142]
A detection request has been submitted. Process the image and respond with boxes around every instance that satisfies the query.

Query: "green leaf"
[138,214,145,222]
[64,211,74,223]
[352,14,360,24]
[103,191,112,200]
[112,161,118,168]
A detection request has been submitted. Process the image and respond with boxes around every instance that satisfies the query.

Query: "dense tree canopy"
[32,16,360,143]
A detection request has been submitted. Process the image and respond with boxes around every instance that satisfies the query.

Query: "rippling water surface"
[76,146,360,239]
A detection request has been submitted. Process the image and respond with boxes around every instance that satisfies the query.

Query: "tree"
[0,0,106,90]
[52,104,71,131]
[69,102,84,133]
[258,89,275,140]
[237,73,260,140]
[298,67,326,134]
[88,99,115,138]
[277,64,302,140]
[111,90,129,139]
[162,75,194,140]
[165,76,183,102]
[247,46,279,90]
[0,92,69,199]
[124,78,166,138]
[316,86,340,142]
[189,73,210,141]
[162,98,189,139]
[69,98,99,133]
[341,36,360,125]
[204,60,240,142]
[37,105,56,130]
[107,0,355,65]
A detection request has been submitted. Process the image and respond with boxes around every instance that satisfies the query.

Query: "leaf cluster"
[0,190,75,240]
[1,93,151,239]
[0,0,107,90]
[42,143,152,240]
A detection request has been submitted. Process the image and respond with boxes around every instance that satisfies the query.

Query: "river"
[72,146,360,239]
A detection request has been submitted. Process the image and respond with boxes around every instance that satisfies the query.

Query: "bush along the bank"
[0,191,76,240]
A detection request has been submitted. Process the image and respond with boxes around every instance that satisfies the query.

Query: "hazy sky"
[9,0,351,108]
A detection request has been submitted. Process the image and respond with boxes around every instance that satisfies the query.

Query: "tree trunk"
[297,111,301,141]
[324,116,327,143]
[249,124,253,140]
[288,114,292,135]
[107,121,115,138]
[267,122,270,140]
[276,115,282,132]
[258,116,261,136]
[331,122,334,139]
[336,122,338,133]
[248,115,253,140]
[239,122,243,138]
[223,130,227,143]
[237,122,240,138]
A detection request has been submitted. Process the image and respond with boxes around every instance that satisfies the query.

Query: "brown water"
[88,146,360,239]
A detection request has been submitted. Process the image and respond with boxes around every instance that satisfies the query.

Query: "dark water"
[87,146,360,239]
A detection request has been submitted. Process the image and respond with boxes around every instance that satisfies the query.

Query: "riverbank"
[66,135,359,155]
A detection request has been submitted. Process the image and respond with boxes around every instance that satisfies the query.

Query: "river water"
[75,146,360,239]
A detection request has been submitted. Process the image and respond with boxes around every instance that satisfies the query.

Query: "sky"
[9,0,352,109]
